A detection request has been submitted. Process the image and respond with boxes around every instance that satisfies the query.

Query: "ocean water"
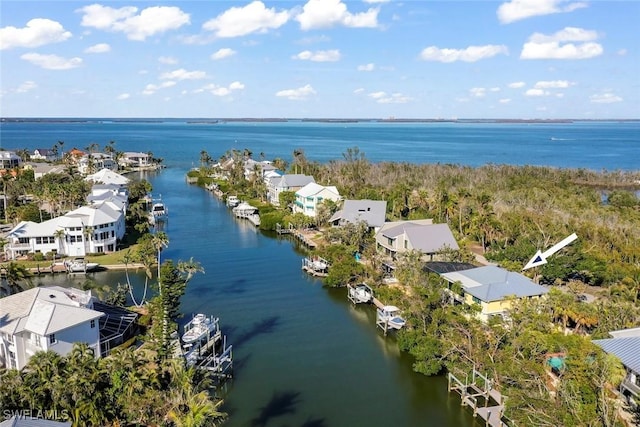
[3,120,639,427]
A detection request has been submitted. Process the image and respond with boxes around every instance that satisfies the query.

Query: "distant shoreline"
[2,117,639,124]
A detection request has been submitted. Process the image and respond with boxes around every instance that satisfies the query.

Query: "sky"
[1,0,639,119]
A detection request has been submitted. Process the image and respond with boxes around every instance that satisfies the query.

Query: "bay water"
[2,120,639,426]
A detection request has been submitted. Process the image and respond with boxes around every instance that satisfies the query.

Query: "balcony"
[622,376,640,397]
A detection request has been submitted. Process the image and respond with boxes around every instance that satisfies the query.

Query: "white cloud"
[354,88,365,94]
[203,1,290,38]
[357,63,375,71]
[293,49,341,62]
[499,98,511,104]
[521,27,603,59]
[16,81,37,93]
[296,0,379,30]
[590,93,623,104]
[508,81,526,88]
[525,88,549,97]
[497,0,587,24]
[275,84,317,100]
[20,53,82,70]
[420,45,508,62]
[470,88,486,97]
[534,80,574,89]
[617,49,627,56]
[84,43,111,53]
[194,81,245,96]
[117,93,130,100]
[160,68,207,80]
[211,48,237,60]
[490,87,501,92]
[158,56,178,64]
[368,91,411,104]
[78,4,190,41]
[295,35,331,45]
[142,80,176,95]
[0,18,72,50]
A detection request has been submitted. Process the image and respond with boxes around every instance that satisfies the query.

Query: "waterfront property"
[329,199,387,232]
[267,174,315,206]
[77,153,117,175]
[120,151,151,168]
[375,220,459,260]
[431,263,549,321]
[31,148,57,162]
[293,182,341,217]
[0,287,104,370]
[593,327,640,403]
[232,201,260,226]
[0,151,22,170]
[84,168,130,187]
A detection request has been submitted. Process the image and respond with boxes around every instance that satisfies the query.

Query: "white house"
[31,148,57,162]
[0,287,104,370]
[77,153,117,175]
[84,168,130,186]
[120,151,151,168]
[293,182,341,217]
[267,174,315,206]
[5,203,125,259]
[0,151,21,169]
[375,220,459,259]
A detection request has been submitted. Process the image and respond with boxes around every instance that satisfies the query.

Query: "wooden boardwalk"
[448,369,508,427]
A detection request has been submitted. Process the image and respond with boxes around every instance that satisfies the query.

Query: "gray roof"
[593,336,640,374]
[330,199,387,228]
[441,265,548,302]
[1,418,71,427]
[277,174,315,189]
[383,222,459,253]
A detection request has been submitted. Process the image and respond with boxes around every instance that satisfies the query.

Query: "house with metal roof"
[439,265,549,321]
[31,148,57,162]
[84,168,130,186]
[267,174,316,206]
[593,327,640,402]
[0,287,103,370]
[329,199,387,232]
[293,182,341,217]
[375,220,459,259]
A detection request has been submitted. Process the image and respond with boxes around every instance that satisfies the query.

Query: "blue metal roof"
[593,336,640,374]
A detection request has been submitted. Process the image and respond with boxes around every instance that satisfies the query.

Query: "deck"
[448,369,508,427]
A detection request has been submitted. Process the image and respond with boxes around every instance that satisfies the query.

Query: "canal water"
[34,166,477,427]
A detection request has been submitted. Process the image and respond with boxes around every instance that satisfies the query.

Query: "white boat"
[65,258,99,273]
[377,305,406,330]
[182,313,219,345]
[226,195,240,207]
[348,283,373,304]
[151,202,168,220]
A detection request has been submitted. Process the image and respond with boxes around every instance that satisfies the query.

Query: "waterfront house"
[120,151,151,168]
[433,264,549,321]
[593,327,640,403]
[77,153,117,175]
[5,202,125,259]
[0,151,22,170]
[243,159,278,180]
[84,168,130,186]
[23,162,67,179]
[0,287,103,370]
[329,199,387,232]
[375,220,459,260]
[267,174,316,206]
[293,182,341,217]
[31,148,57,162]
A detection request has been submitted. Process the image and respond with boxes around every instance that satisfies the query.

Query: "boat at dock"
[65,258,100,273]
[226,195,240,208]
[348,283,373,304]
[376,305,406,331]
[151,202,168,221]
[232,201,260,226]
[302,256,329,276]
[181,313,220,345]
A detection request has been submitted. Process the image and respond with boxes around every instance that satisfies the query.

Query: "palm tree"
[82,225,94,255]
[177,257,204,283]
[53,228,66,257]
[1,261,32,294]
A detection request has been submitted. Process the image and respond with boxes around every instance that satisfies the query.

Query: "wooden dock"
[301,256,329,277]
[448,368,508,427]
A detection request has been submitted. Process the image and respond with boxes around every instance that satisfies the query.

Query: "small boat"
[348,283,373,304]
[226,195,240,208]
[182,313,219,345]
[65,258,99,273]
[377,305,406,330]
[151,202,168,220]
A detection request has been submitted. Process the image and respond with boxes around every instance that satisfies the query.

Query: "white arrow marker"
[523,233,578,270]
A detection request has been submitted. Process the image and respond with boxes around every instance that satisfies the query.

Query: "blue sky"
[1,0,638,119]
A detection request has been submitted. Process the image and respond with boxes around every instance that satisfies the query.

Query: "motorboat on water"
[65,258,100,273]
[348,283,373,304]
[181,313,219,345]
[376,305,406,330]
[226,195,240,208]
[151,202,168,220]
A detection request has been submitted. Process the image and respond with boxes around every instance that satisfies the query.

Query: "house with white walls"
[293,182,341,217]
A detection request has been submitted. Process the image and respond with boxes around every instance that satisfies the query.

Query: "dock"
[302,256,329,277]
[448,368,508,427]
[276,224,318,248]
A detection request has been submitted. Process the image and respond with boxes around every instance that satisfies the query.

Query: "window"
[90,319,95,328]
[387,237,394,246]
[35,335,41,348]
[49,334,57,344]
[472,296,481,305]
